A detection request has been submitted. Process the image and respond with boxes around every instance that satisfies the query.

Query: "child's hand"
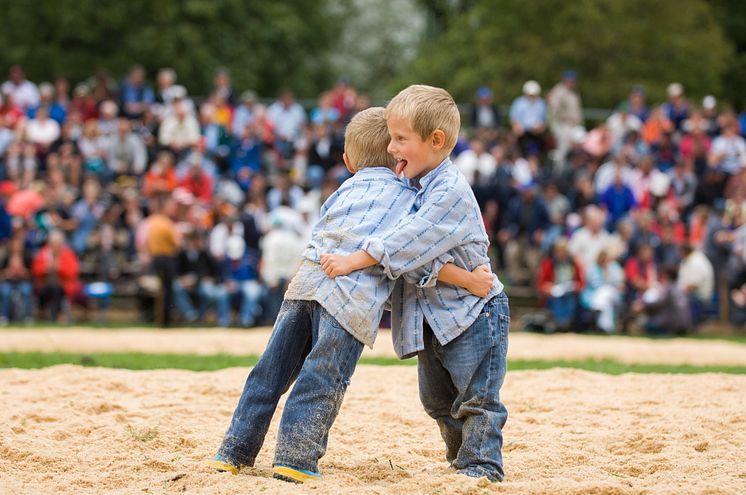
[320,253,354,278]
[467,264,494,298]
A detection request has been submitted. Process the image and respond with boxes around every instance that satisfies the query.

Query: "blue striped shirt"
[284,167,450,347]
[362,158,505,358]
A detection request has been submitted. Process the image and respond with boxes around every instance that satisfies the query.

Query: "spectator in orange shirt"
[143,151,178,198]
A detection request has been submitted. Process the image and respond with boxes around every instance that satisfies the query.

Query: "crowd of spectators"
[465,73,744,335]
[0,64,359,326]
[0,62,743,334]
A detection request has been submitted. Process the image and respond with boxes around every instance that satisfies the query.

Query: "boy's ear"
[343,152,356,174]
[431,129,446,150]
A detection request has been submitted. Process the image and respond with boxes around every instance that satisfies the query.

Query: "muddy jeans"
[217,299,364,472]
[418,292,510,482]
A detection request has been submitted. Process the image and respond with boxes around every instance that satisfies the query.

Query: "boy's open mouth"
[395,159,408,176]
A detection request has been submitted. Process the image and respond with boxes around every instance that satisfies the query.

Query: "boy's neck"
[416,155,450,180]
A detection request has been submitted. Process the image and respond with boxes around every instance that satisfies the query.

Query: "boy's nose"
[387,140,395,155]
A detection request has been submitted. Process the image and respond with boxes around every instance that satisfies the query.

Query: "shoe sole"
[272,465,321,483]
[205,458,240,475]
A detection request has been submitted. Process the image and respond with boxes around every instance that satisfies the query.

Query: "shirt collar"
[353,167,398,180]
[416,157,452,190]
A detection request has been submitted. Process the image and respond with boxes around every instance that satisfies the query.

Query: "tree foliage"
[400,0,732,108]
[710,0,746,109]
[0,0,346,97]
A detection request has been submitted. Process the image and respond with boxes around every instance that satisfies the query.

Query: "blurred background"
[0,0,744,336]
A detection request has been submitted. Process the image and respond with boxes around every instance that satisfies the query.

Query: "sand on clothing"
[2,328,746,366]
[1,365,745,495]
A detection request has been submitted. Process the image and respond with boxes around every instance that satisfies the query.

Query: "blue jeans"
[238,280,262,327]
[0,280,33,320]
[217,299,364,472]
[547,293,577,328]
[198,281,230,327]
[418,293,510,482]
[173,281,198,322]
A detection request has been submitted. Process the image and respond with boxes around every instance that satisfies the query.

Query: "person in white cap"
[663,82,690,131]
[702,95,720,137]
[509,80,548,156]
[548,70,583,169]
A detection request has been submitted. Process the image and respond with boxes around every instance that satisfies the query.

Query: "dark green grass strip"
[1,352,745,374]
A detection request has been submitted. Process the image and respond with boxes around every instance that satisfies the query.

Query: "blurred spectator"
[306,123,343,189]
[678,242,714,323]
[232,90,258,137]
[144,196,181,327]
[606,105,642,149]
[679,111,712,175]
[662,82,690,132]
[159,101,200,158]
[568,205,612,272]
[581,249,624,333]
[25,106,60,152]
[31,230,81,322]
[107,118,147,179]
[143,151,178,198]
[180,156,214,204]
[536,238,584,331]
[709,114,746,175]
[212,68,236,106]
[471,86,501,143]
[548,70,583,167]
[70,84,98,122]
[627,85,649,123]
[310,91,340,125]
[455,139,496,186]
[210,214,261,326]
[267,90,307,159]
[120,65,154,120]
[267,171,304,211]
[509,80,547,156]
[0,236,34,324]
[498,182,549,283]
[69,178,105,255]
[200,101,231,160]
[1,65,40,111]
[600,172,637,229]
[174,231,230,326]
[624,243,658,310]
[632,265,692,335]
[260,212,304,322]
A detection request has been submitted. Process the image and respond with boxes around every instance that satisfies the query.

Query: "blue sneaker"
[272,464,322,483]
[206,454,241,475]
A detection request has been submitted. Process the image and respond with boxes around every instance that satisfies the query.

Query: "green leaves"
[0,0,345,97]
[401,0,733,108]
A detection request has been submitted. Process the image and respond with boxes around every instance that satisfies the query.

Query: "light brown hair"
[385,84,460,154]
[344,107,396,171]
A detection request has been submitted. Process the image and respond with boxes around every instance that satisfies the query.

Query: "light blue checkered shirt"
[362,158,505,358]
[285,167,450,347]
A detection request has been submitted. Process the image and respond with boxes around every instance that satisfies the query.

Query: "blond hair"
[385,84,460,154]
[344,107,396,172]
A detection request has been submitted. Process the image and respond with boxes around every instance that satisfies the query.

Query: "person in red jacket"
[180,158,213,204]
[536,238,585,331]
[32,229,81,322]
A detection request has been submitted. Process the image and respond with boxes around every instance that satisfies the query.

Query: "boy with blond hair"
[321,85,510,482]
[208,107,494,483]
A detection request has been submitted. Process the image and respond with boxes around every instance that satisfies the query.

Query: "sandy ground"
[2,327,746,366]
[1,365,745,494]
